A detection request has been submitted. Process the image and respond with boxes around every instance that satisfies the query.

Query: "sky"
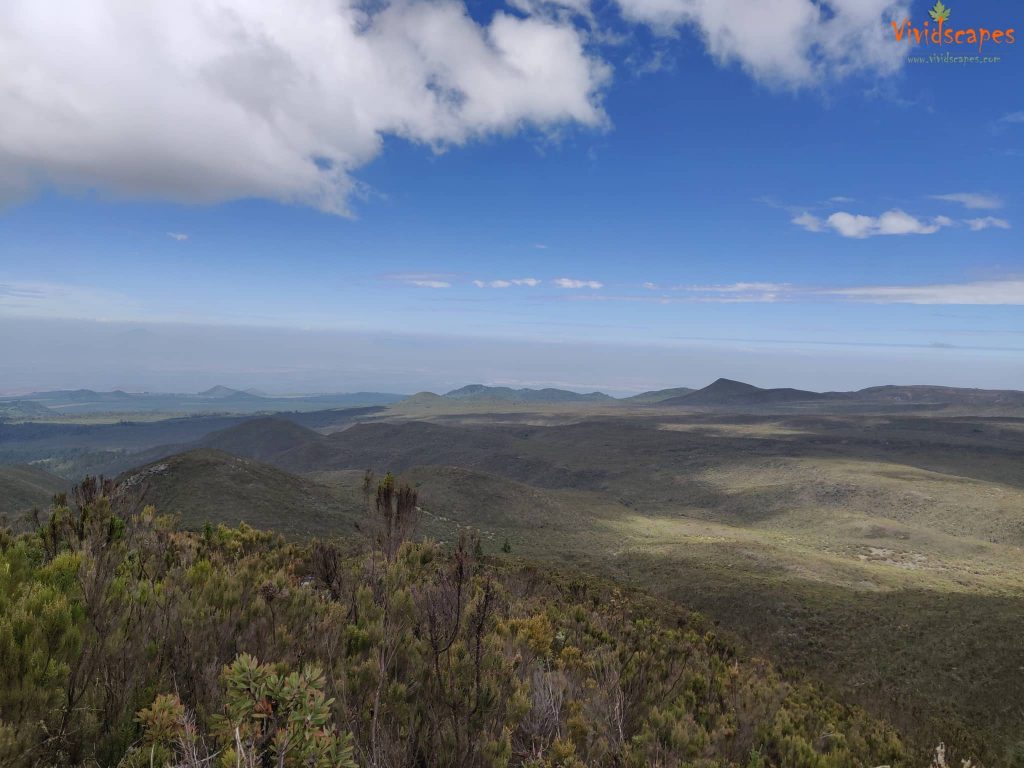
[0,0,1022,394]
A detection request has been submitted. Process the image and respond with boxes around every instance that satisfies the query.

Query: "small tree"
[373,473,419,561]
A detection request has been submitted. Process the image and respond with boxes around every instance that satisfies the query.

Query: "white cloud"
[792,211,824,232]
[0,0,924,217]
[794,203,1010,237]
[823,280,1024,305]
[998,111,1024,125]
[965,217,1011,231]
[473,278,541,288]
[634,278,1024,305]
[642,281,659,290]
[167,232,189,241]
[825,212,877,238]
[930,192,1003,210]
[553,277,603,289]
[676,282,787,302]
[0,0,609,215]
[686,282,787,293]
[612,0,907,87]
[408,280,452,289]
[796,209,953,238]
[387,272,455,288]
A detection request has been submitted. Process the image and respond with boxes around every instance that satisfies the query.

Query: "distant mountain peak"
[703,378,762,392]
[198,385,245,398]
[446,384,491,396]
[662,378,827,407]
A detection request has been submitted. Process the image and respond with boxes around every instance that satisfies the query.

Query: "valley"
[3,379,1024,764]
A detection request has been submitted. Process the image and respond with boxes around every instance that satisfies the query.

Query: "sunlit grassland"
[333,447,1024,765]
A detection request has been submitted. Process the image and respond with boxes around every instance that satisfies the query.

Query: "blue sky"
[0,0,1021,393]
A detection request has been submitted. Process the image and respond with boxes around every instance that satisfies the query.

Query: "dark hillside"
[0,464,66,519]
[664,378,836,406]
[622,386,696,403]
[443,384,614,403]
[116,449,362,537]
[856,384,1024,406]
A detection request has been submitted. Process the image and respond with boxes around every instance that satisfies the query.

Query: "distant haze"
[1,317,1021,395]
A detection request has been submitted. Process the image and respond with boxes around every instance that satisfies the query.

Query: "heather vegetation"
[0,475,912,768]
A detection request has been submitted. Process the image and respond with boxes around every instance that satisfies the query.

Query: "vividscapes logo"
[892,2,1015,52]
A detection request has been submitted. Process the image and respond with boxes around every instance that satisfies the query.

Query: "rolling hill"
[0,399,54,420]
[662,378,837,406]
[621,386,696,403]
[0,464,66,520]
[442,384,614,403]
[656,378,1024,409]
[116,449,363,537]
[129,406,1024,763]
[197,417,328,464]
[855,384,1024,406]
[197,385,252,398]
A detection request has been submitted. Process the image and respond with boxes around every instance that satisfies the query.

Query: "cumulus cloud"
[167,232,189,241]
[0,0,926,216]
[553,277,603,289]
[794,209,953,238]
[613,0,907,86]
[965,217,1011,231]
[930,192,1003,210]
[0,0,609,215]
[473,278,542,288]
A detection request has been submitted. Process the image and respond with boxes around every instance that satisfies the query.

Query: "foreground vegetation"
[0,476,914,767]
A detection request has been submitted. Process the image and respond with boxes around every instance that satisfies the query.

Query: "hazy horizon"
[2,316,1022,397]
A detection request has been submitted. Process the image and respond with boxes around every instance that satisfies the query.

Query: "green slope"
[0,464,66,520]
[116,449,363,538]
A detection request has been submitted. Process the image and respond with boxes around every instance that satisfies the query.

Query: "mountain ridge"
[658,378,1024,408]
[443,384,614,403]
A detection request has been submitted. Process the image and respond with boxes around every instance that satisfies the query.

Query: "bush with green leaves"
[0,475,918,767]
